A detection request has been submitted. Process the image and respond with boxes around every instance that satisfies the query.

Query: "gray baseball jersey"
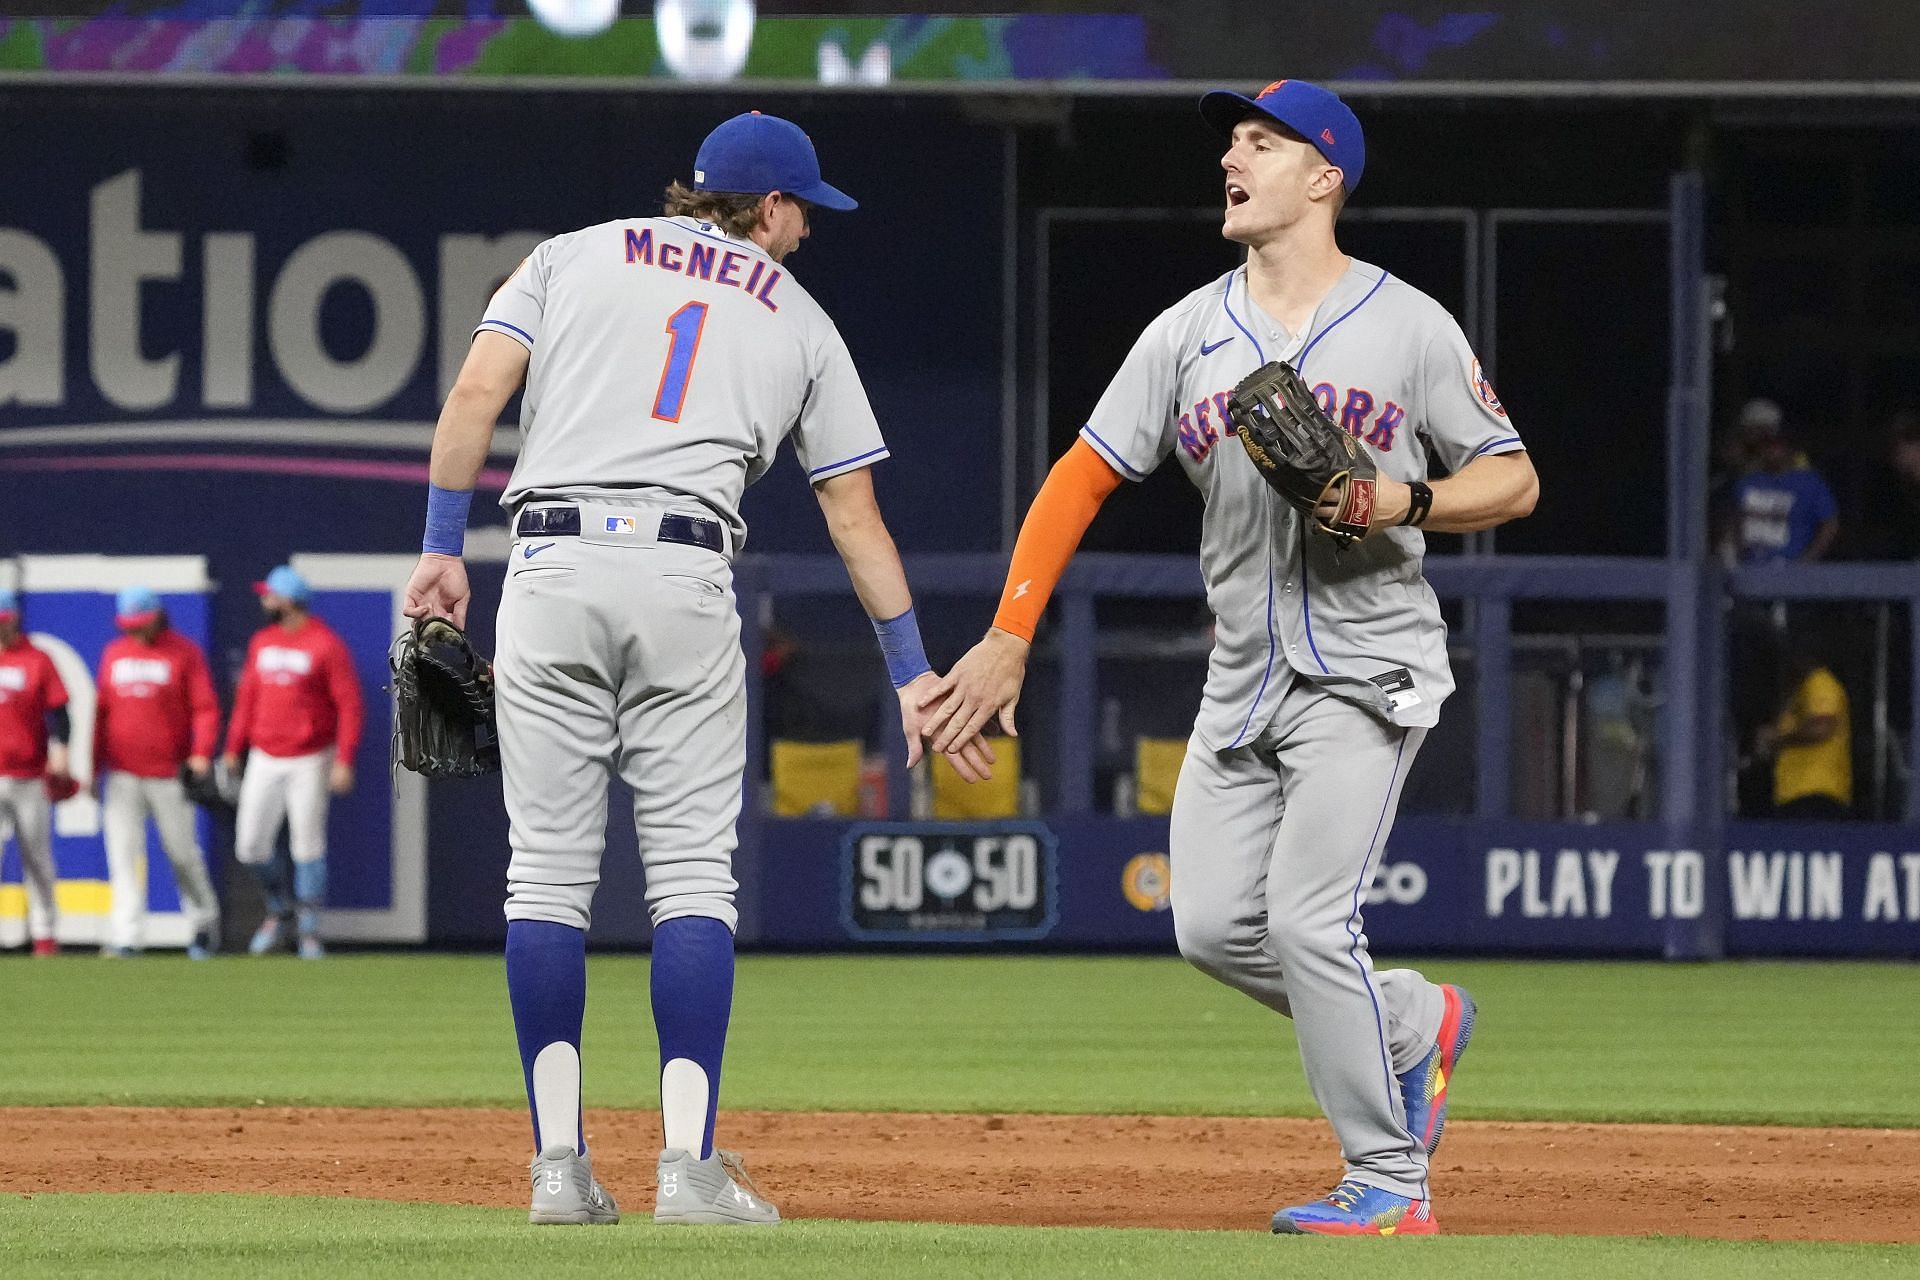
[1081,258,1523,748]
[480,215,888,547]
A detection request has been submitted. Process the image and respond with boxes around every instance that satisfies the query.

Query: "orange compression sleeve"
[991,439,1126,643]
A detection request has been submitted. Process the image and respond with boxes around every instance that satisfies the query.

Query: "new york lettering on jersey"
[1080,259,1524,744]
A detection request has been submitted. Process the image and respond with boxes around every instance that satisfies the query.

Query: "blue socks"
[250,854,292,918]
[293,861,326,937]
[506,920,587,1154]
[650,916,735,1159]
[504,915,736,1160]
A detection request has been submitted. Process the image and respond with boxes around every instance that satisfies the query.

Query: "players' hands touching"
[329,761,354,796]
[403,553,471,630]
[897,673,998,782]
[918,628,1029,756]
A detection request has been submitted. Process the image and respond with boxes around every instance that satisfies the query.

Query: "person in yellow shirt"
[1756,640,1851,819]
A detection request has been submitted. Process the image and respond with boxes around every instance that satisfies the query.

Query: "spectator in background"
[94,586,223,959]
[1755,633,1851,819]
[220,566,362,961]
[0,588,73,955]
[1727,399,1839,564]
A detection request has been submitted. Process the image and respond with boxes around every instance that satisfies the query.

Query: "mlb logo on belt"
[605,516,636,534]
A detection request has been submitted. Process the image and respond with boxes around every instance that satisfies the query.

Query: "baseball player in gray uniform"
[403,111,991,1227]
[923,80,1538,1236]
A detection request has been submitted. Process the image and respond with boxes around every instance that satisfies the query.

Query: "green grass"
[3,1195,1915,1280]
[1,955,1917,1126]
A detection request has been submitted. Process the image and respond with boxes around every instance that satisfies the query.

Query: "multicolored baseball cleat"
[1271,1179,1437,1236]
[1401,982,1476,1156]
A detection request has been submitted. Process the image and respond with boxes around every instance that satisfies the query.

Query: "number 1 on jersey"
[652,301,709,423]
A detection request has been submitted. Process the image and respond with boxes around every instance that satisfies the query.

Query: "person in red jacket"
[219,566,363,960]
[95,586,224,959]
[0,588,74,956]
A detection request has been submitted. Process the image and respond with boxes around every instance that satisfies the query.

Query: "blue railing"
[734,552,1920,831]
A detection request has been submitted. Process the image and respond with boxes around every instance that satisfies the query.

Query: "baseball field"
[3,953,1917,1278]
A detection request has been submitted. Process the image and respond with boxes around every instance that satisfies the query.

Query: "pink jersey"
[95,628,221,779]
[225,617,364,761]
[0,636,69,778]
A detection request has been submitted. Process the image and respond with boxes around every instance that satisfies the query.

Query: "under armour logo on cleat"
[544,1169,563,1194]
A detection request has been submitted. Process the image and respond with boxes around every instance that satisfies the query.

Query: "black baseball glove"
[390,618,500,779]
[1227,359,1379,547]
[179,761,238,814]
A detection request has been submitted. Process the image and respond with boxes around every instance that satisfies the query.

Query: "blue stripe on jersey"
[1295,268,1391,374]
[1227,546,1280,750]
[1294,271,1389,678]
[1232,268,1393,743]
[478,318,534,346]
[1347,728,1415,1189]
[1219,271,1266,364]
[1299,520,1331,674]
[1079,425,1149,481]
[1469,435,1525,460]
[807,445,889,478]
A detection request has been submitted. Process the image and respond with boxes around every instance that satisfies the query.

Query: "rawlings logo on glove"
[1227,359,1379,548]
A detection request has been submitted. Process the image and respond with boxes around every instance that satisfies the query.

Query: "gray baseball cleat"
[653,1148,781,1226]
[528,1144,620,1225]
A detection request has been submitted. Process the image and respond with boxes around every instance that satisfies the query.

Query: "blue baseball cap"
[1200,79,1366,192]
[692,112,857,212]
[0,588,18,619]
[116,586,164,627]
[253,565,311,604]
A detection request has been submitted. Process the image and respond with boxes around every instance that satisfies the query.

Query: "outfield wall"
[8,554,1920,957]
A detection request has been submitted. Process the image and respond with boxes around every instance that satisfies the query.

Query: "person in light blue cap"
[94,585,224,959]
[221,564,363,961]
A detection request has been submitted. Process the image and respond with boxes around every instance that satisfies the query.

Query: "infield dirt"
[4,1107,1915,1242]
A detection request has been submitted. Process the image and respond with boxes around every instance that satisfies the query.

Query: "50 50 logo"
[843,823,1057,943]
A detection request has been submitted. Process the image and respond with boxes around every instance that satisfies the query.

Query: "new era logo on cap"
[1321,127,1336,145]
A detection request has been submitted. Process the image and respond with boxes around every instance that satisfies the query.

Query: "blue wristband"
[872,607,933,689]
[422,484,473,556]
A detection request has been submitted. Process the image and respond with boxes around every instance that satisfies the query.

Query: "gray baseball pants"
[103,772,220,950]
[1170,674,1445,1201]
[496,507,744,933]
[0,775,58,942]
